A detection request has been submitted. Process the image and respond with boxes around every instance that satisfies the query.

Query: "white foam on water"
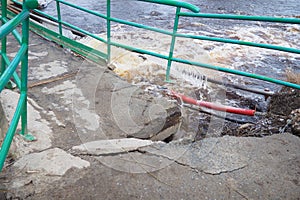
[78,29,216,89]
[78,23,300,90]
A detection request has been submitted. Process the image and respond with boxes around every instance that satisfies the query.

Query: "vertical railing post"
[20,0,36,141]
[107,0,111,63]
[20,4,30,136]
[1,0,7,75]
[56,0,63,37]
[166,7,181,82]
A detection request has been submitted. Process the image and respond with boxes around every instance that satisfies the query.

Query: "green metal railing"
[10,0,299,89]
[0,0,38,171]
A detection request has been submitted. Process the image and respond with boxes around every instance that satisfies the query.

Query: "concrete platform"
[0,32,300,199]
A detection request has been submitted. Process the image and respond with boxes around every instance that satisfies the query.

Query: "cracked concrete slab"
[71,65,181,142]
[97,73,181,140]
[72,138,159,156]
[13,148,90,176]
[14,133,299,200]
[138,136,249,175]
[140,134,300,177]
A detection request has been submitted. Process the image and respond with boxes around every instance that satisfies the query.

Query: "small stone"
[238,123,254,130]
[150,11,163,16]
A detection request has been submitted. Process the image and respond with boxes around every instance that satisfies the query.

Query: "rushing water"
[44,0,300,32]
[42,0,300,91]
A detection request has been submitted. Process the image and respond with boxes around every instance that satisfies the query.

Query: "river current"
[42,0,300,91]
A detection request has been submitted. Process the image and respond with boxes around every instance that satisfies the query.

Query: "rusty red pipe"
[171,91,256,116]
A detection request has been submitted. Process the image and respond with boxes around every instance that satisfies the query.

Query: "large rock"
[72,66,181,142]
[13,148,90,176]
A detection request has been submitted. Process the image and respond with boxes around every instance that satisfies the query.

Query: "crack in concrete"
[134,148,202,174]
[70,151,130,157]
[136,148,248,176]
[72,144,248,176]
[203,165,248,176]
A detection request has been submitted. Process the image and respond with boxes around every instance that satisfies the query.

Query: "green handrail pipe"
[175,33,300,54]
[179,12,300,24]
[137,0,200,13]
[2,17,22,43]
[0,52,22,89]
[0,10,30,39]
[0,44,27,91]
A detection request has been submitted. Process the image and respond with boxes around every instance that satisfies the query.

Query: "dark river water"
[44,0,300,33]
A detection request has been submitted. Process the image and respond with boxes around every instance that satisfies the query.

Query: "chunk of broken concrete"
[0,89,52,157]
[13,148,90,176]
[72,138,161,156]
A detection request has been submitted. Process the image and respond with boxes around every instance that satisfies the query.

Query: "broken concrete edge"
[0,77,181,160]
[0,86,179,173]
[71,138,164,156]
[13,147,90,176]
[124,95,182,140]
[0,89,52,161]
[13,133,300,178]
[0,90,90,176]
